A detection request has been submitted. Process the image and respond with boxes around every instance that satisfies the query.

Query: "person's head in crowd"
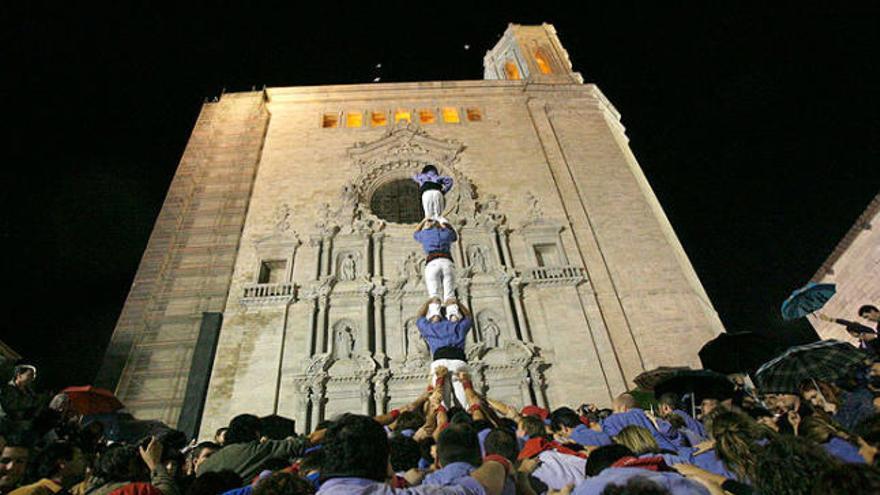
[799,379,841,415]
[800,415,852,446]
[601,477,672,495]
[518,415,549,441]
[811,463,880,495]
[496,417,517,433]
[186,470,242,495]
[10,366,36,390]
[584,444,635,477]
[388,435,420,474]
[252,472,315,495]
[763,393,801,415]
[29,442,87,488]
[0,441,29,493]
[394,411,424,434]
[747,407,778,432]
[656,394,679,418]
[436,424,481,468]
[213,427,228,446]
[483,429,518,463]
[612,426,660,455]
[611,393,637,414]
[448,410,472,426]
[225,414,262,445]
[417,438,435,468]
[751,435,836,495]
[699,398,721,419]
[95,444,148,482]
[321,414,389,481]
[190,442,219,474]
[859,305,880,322]
[708,410,767,481]
[521,405,550,422]
[549,407,583,438]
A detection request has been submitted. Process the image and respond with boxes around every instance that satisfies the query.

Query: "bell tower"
[484,23,584,84]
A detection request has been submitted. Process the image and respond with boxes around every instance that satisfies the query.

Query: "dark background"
[3,2,878,391]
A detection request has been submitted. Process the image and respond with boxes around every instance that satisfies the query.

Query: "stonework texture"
[98,24,725,434]
[808,193,880,343]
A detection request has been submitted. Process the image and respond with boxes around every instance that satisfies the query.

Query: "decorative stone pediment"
[349,123,465,173]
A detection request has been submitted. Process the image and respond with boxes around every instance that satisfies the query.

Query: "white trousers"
[430,359,471,409]
[424,258,455,301]
[421,190,447,223]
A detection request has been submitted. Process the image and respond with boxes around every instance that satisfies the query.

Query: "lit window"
[504,61,521,80]
[441,107,460,124]
[534,50,553,74]
[466,108,482,122]
[322,113,339,128]
[371,111,388,127]
[346,112,363,128]
[419,109,436,124]
[394,109,412,123]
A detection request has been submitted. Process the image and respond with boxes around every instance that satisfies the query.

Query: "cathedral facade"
[97,24,724,437]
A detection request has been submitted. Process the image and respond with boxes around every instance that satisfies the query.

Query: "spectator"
[197,414,310,481]
[601,394,678,452]
[0,441,28,494]
[549,408,611,448]
[10,442,86,495]
[316,413,507,494]
[799,379,875,431]
[251,472,314,495]
[750,435,836,495]
[799,415,867,464]
[87,437,179,495]
[188,442,219,475]
[1,367,43,434]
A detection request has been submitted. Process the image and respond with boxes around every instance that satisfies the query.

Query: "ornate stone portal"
[285,124,549,430]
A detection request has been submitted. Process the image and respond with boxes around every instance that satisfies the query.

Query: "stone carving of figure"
[334,325,354,360]
[339,253,358,281]
[481,315,501,348]
[406,321,429,360]
[469,245,488,273]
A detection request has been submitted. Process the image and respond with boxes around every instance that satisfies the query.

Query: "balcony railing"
[242,282,296,303]
[523,266,586,287]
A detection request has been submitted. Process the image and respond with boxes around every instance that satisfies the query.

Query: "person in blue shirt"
[413,219,459,320]
[412,164,454,224]
[417,301,473,409]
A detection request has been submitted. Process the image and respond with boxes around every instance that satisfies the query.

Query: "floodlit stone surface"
[98,24,724,435]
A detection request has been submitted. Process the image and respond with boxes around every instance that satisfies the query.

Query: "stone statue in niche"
[333,325,355,360]
[273,203,291,233]
[468,245,488,273]
[399,251,424,282]
[339,253,358,281]
[479,314,502,348]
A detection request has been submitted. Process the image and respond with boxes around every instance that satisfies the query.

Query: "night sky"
[4,3,878,391]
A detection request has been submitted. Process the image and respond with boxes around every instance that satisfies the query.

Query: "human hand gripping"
[139,436,163,472]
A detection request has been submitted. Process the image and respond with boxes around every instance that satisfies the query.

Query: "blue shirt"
[423,462,475,487]
[417,317,472,355]
[600,409,678,452]
[414,227,457,255]
[569,424,612,447]
[572,468,710,495]
[673,409,706,439]
[413,172,454,193]
[822,437,866,464]
[318,476,483,494]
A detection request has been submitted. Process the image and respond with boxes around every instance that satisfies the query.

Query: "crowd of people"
[0,166,878,495]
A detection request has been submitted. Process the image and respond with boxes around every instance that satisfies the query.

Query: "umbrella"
[634,366,691,391]
[699,332,781,375]
[754,339,869,394]
[781,282,836,321]
[61,385,124,416]
[260,414,296,440]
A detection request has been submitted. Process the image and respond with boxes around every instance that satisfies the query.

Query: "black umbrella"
[754,339,869,394]
[634,366,691,391]
[260,414,297,440]
[699,332,781,375]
